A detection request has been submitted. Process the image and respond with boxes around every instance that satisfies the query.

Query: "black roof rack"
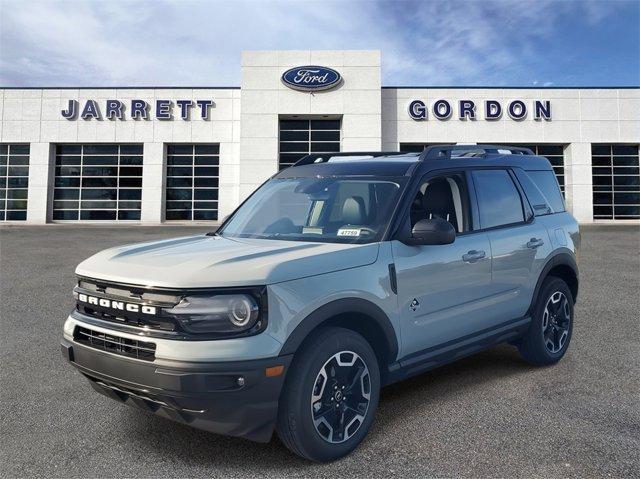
[289,145,535,168]
[419,144,534,161]
[293,151,408,167]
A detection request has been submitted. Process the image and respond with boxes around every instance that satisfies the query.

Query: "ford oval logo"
[281,66,342,92]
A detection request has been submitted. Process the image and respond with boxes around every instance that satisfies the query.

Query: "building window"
[0,144,29,221]
[279,119,340,170]
[592,144,640,220]
[165,144,219,221]
[53,144,143,221]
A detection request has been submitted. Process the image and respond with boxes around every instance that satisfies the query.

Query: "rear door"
[470,169,552,323]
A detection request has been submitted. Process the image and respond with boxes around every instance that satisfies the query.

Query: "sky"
[0,0,638,87]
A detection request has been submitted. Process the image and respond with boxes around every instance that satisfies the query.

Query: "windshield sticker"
[302,227,323,235]
[337,228,361,237]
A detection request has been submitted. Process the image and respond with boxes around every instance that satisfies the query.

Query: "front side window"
[472,169,525,229]
[219,177,404,243]
[410,173,470,234]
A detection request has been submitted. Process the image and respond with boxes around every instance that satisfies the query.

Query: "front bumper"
[61,338,292,442]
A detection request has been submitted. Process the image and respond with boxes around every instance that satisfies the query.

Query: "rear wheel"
[518,276,574,365]
[276,327,380,462]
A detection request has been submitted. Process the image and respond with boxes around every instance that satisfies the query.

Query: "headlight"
[164,293,261,334]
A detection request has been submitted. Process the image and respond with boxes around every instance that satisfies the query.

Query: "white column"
[217,141,240,221]
[140,142,165,223]
[26,142,54,224]
[564,142,593,223]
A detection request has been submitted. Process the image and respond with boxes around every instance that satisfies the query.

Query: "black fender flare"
[278,298,399,362]
[527,251,579,316]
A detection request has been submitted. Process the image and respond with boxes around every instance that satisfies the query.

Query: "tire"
[518,276,574,366]
[276,327,380,462]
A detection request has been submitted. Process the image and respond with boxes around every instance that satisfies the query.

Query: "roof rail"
[419,144,535,161]
[293,151,406,167]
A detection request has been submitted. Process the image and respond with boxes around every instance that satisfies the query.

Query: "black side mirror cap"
[405,218,456,246]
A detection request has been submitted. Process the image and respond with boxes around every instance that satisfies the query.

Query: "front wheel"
[518,276,574,366]
[276,327,380,462]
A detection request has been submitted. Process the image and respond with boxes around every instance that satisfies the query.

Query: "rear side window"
[526,170,566,213]
[472,169,525,229]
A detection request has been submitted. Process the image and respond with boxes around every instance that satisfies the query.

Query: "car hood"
[75,234,380,288]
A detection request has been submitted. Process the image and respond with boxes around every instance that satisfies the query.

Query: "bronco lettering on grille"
[77,293,157,315]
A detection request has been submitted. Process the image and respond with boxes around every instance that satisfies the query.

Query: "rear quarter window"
[513,169,552,216]
[526,170,566,213]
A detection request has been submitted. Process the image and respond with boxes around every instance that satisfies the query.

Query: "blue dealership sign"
[281,66,342,92]
[61,99,214,120]
[407,99,551,121]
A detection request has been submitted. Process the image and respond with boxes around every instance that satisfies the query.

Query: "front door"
[391,172,494,358]
[392,233,493,357]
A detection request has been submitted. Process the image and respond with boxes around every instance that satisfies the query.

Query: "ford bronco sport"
[61,144,579,462]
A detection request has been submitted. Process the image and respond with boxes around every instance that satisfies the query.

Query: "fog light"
[236,376,245,387]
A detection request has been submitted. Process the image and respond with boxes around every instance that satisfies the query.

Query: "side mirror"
[407,218,455,246]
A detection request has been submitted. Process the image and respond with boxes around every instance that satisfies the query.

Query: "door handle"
[462,250,486,263]
[526,238,544,249]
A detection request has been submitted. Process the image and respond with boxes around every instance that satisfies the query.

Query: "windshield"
[219,177,406,243]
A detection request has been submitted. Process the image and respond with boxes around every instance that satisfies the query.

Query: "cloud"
[0,0,636,87]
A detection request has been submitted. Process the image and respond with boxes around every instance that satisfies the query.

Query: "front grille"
[78,279,181,303]
[74,326,156,361]
[75,279,180,332]
[76,304,176,331]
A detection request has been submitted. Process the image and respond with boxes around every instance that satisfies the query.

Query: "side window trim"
[469,167,532,233]
[508,168,534,222]
[465,169,482,232]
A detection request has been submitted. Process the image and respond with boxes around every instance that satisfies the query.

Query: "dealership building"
[1,50,638,224]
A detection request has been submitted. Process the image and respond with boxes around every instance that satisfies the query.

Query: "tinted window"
[1,144,30,221]
[527,170,566,213]
[591,144,639,220]
[53,144,143,221]
[472,170,524,229]
[514,144,565,195]
[513,169,552,216]
[166,144,219,221]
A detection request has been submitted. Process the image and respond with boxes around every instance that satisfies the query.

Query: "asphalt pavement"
[1,224,639,478]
